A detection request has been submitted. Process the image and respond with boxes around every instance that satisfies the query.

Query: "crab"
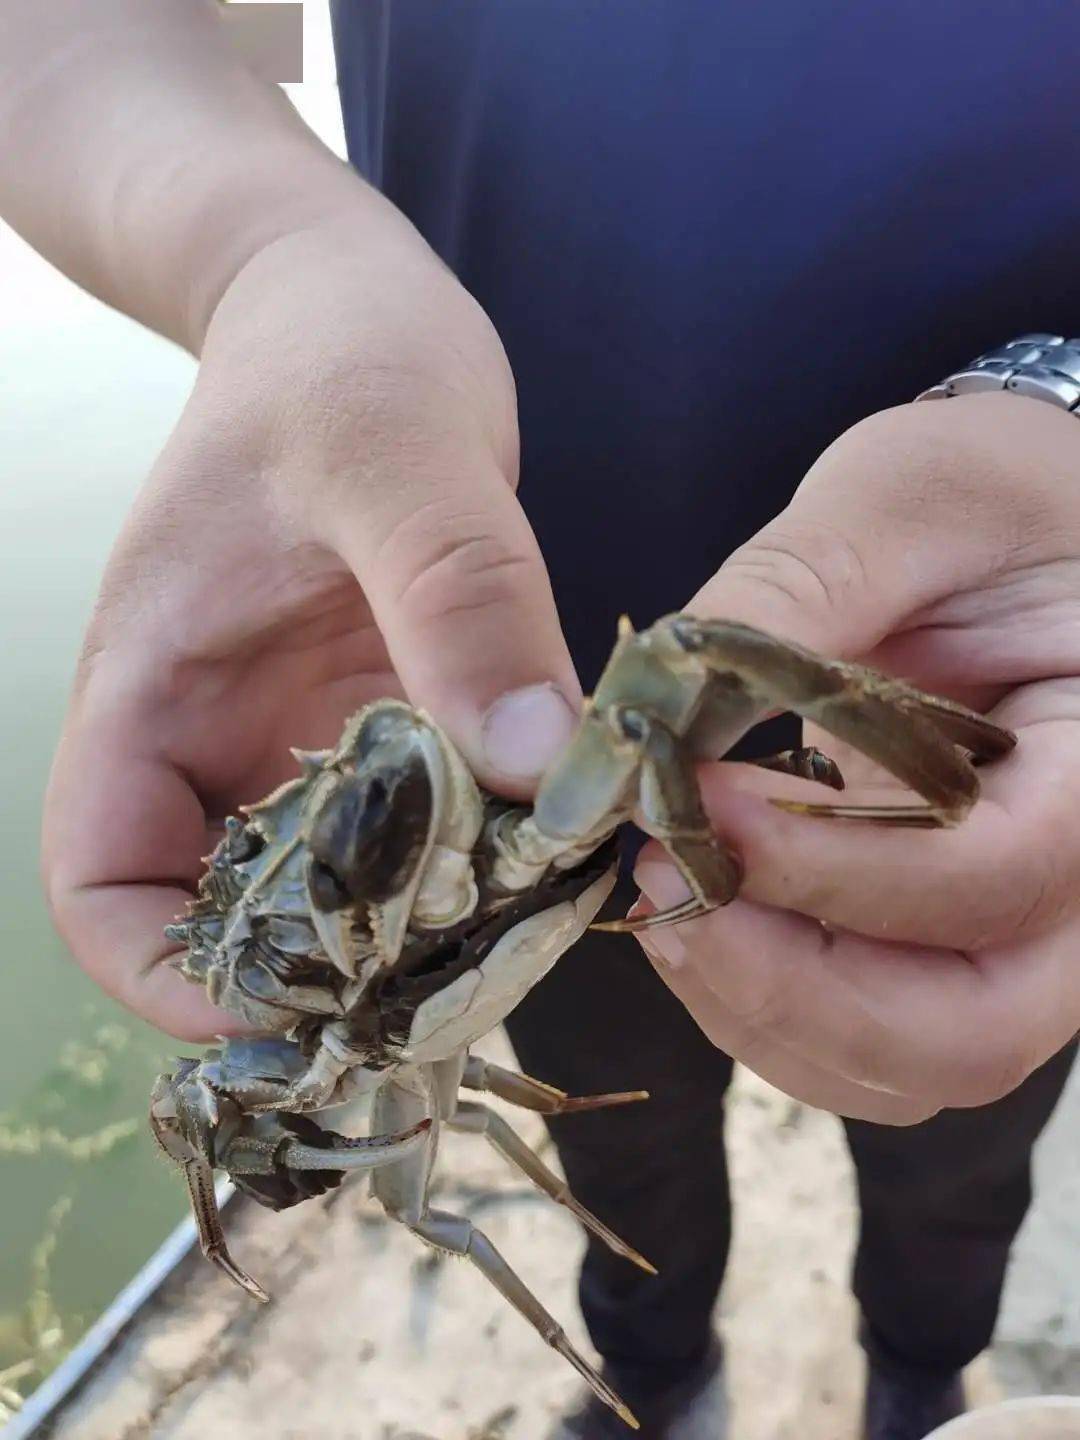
[151,614,1015,1428]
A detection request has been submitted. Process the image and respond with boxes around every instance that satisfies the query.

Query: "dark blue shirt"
[331,1,1080,685]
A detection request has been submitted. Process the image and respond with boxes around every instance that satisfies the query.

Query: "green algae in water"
[0,1198,72,1421]
[0,288,198,1415]
[0,1012,191,1413]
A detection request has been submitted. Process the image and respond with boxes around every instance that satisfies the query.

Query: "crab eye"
[612,706,648,743]
[307,760,432,911]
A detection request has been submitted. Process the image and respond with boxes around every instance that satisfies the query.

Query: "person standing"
[4,3,1079,1436]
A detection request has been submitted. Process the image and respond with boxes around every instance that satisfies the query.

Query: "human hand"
[634,393,1080,1123]
[42,218,579,1040]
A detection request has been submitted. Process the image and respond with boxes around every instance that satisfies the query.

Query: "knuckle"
[381,498,540,629]
[831,403,958,481]
[723,517,869,619]
[807,404,972,532]
[820,400,1060,559]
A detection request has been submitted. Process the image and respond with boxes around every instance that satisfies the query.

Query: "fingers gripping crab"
[151,615,1015,1428]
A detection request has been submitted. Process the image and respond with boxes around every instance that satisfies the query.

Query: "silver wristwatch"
[916,333,1080,415]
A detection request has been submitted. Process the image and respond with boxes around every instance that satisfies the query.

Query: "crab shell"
[167,701,520,1035]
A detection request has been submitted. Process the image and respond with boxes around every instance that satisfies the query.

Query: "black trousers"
[504,910,1077,1387]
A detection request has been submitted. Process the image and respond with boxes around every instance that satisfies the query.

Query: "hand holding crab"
[150,585,1015,1425]
[40,219,583,1043]
[633,394,1080,1126]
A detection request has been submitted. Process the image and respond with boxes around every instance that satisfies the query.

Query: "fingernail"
[481,683,579,779]
[635,861,692,910]
[633,861,693,970]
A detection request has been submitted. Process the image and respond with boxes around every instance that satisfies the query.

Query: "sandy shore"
[46,1035,1079,1440]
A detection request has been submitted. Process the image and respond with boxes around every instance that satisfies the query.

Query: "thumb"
[691,506,896,660]
[331,455,581,796]
[690,404,994,658]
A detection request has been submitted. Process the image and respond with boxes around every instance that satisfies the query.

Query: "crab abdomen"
[405,867,614,1062]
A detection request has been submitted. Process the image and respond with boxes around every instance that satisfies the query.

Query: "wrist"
[171,146,406,354]
[0,0,419,354]
[199,211,515,447]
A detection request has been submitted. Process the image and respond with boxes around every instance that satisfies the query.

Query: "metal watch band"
[916,333,1080,415]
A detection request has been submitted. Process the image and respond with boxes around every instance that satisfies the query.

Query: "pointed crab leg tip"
[769,798,817,815]
[582,1217,656,1276]
[561,1196,658,1275]
[593,900,716,934]
[617,613,635,637]
[554,1337,637,1428]
[556,1089,650,1113]
[211,1253,271,1304]
[769,797,944,827]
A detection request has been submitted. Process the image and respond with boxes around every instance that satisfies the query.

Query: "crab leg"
[243,1031,362,1115]
[593,706,742,933]
[461,1055,648,1115]
[413,1208,639,1428]
[448,1101,656,1274]
[371,1075,638,1429]
[276,1117,432,1171]
[181,1157,270,1304]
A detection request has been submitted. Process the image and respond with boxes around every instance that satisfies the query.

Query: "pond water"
[0,25,345,1412]
[0,259,201,1407]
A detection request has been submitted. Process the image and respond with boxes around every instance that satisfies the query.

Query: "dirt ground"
[46,1034,1079,1440]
